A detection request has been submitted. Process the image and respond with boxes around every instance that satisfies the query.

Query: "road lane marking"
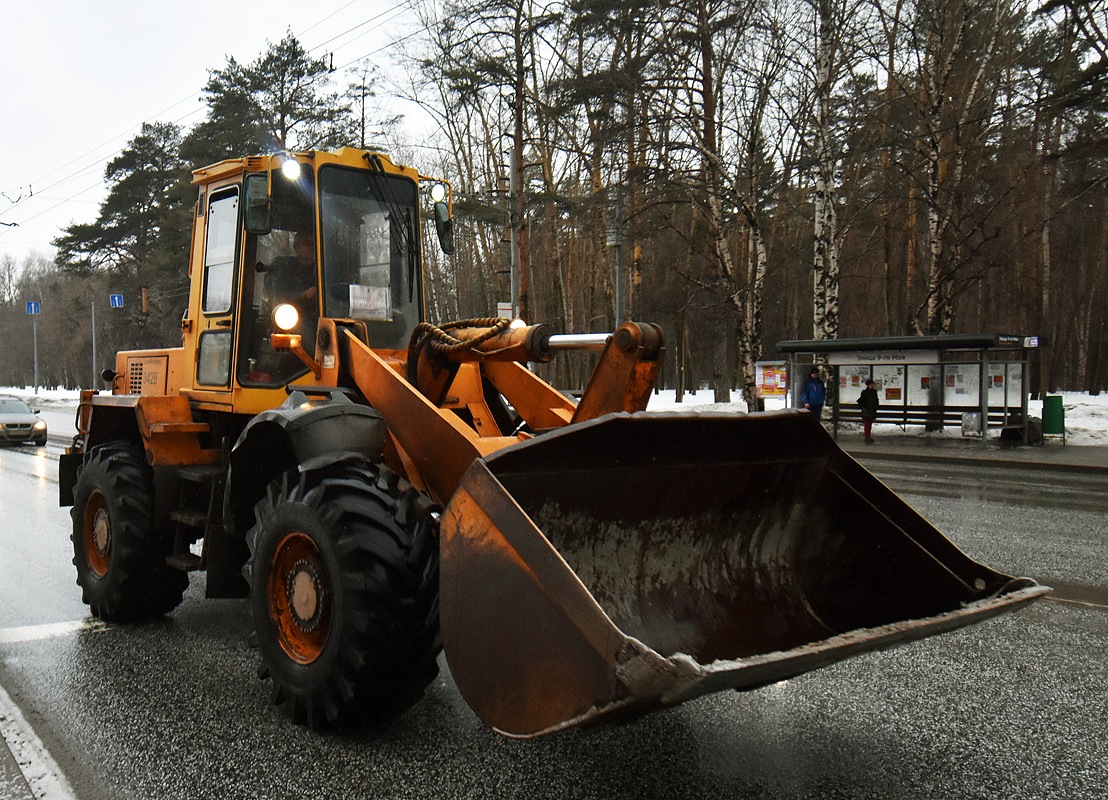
[1034,578,1108,611]
[0,683,79,800]
[1046,596,1108,611]
[0,620,109,645]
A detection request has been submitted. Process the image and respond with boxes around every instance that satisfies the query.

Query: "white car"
[0,396,48,446]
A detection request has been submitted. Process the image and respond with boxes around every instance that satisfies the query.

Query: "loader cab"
[237,152,427,390]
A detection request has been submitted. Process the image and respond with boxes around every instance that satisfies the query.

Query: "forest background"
[0,0,1104,406]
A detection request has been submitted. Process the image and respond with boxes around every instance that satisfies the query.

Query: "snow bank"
[2,386,1105,446]
[0,387,82,407]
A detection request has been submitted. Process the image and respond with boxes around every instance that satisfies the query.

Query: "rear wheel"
[245,458,440,728]
[70,442,188,620]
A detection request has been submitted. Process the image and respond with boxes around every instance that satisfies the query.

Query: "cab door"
[194,187,240,398]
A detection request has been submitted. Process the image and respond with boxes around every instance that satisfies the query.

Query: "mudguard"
[226,390,387,538]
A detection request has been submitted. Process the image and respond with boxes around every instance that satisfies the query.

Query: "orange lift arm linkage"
[336,321,665,506]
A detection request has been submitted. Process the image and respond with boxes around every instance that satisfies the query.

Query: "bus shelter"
[775,334,1042,444]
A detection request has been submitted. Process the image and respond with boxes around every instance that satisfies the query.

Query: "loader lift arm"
[324,319,664,505]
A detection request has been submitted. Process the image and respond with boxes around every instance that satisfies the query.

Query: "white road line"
[0,683,79,800]
[1046,596,1108,611]
[0,619,100,798]
[0,620,109,645]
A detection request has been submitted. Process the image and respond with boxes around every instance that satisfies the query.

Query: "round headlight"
[280,158,302,181]
[429,182,448,203]
[34,420,46,431]
[273,303,300,331]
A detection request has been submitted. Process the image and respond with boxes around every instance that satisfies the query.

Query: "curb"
[847,448,1108,475]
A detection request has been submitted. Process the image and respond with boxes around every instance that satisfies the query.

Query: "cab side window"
[203,191,239,313]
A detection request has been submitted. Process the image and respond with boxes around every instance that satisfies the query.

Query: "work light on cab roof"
[279,156,302,181]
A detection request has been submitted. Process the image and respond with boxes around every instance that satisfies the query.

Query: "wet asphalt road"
[0,444,1105,800]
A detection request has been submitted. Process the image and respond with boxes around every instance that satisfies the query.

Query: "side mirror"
[244,173,272,235]
[434,201,454,255]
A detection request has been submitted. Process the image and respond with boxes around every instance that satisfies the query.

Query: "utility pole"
[510,6,529,323]
[509,141,530,323]
[509,147,520,320]
[607,190,626,326]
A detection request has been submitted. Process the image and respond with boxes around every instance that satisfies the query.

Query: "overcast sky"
[0,0,419,267]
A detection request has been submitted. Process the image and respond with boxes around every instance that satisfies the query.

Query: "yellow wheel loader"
[59,147,1048,737]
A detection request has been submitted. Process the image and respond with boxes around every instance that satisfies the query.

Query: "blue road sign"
[26,301,40,315]
[109,293,124,308]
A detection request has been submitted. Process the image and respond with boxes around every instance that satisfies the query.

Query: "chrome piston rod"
[545,333,611,352]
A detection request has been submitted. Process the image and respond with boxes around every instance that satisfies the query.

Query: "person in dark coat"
[858,378,879,444]
[266,228,319,338]
[800,368,826,420]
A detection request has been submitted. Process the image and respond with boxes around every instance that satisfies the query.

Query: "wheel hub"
[268,531,331,665]
[83,490,112,577]
[92,508,111,557]
[286,559,325,631]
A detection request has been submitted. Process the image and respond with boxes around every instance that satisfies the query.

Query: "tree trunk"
[812,0,839,341]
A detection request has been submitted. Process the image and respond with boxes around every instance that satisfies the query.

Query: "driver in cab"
[266,227,319,340]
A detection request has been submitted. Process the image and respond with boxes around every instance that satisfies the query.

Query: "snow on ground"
[2,386,1106,446]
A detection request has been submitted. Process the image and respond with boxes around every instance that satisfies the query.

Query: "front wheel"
[246,458,440,728]
[70,442,188,620]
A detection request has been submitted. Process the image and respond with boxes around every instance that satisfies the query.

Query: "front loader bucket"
[439,409,1048,738]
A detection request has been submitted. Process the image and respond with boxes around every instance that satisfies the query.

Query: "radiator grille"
[129,361,144,394]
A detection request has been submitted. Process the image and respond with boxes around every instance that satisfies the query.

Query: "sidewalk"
[841,432,1108,474]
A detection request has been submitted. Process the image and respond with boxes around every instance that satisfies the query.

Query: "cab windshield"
[319,165,422,350]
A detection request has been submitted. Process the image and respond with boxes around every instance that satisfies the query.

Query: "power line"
[305,0,418,56]
[0,2,417,235]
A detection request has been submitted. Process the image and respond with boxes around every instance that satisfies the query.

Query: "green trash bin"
[1042,395,1065,443]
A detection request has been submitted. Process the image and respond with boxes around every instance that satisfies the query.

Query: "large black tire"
[245,458,441,728]
[70,442,189,621]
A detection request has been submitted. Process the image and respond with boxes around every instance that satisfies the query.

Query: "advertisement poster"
[755,362,788,397]
[943,365,980,405]
[874,365,904,404]
[839,366,871,391]
[987,363,1022,407]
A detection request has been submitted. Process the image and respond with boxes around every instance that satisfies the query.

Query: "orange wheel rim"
[268,531,331,665]
[83,489,111,577]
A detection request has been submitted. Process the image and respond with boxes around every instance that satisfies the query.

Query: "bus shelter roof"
[776,334,1040,355]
